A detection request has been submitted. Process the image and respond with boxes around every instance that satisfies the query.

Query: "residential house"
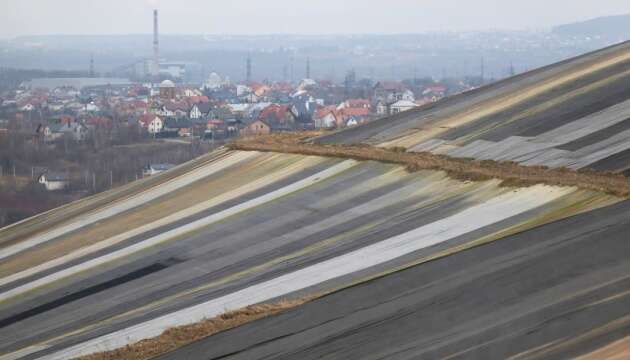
[138,114,163,134]
[373,82,415,107]
[313,107,339,129]
[236,85,252,97]
[422,85,447,99]
[291,95,319,126]
[20,103,35,112]
[257,104,297,128]
[376,101,389,116]
[159,80,176,100]
[164,118,194,137]
[337,99,371,111]
[156,101,189,118]
[189,102,212,120]
[243,102,272,122]
[183,87,204,97]
[250,83,272,98]
[38,172,70,191]
[227,103,251,118]
[390,100,419,114]
[207,119,225,130]
[44,122,88,142]
[297,79,318,91]
[241,119,271,137]
[143,164,175,176]
[85,102,100,113]
[241,109,295,136]
[339,107,370,118]
[345,116,361,127]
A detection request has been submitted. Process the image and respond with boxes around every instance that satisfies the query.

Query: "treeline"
[0,123,214,227]
[0,67,90,92]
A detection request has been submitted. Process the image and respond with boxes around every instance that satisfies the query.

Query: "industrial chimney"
[153,9,159,82]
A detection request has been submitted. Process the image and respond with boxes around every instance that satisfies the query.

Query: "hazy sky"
[2,0,630,38]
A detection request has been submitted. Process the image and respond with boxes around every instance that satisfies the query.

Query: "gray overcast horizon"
[2,0,630,38]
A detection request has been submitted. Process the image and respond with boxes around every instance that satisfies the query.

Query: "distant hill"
[553,14,630,38]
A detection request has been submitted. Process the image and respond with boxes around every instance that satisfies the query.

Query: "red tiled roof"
[138,114,160,126]
[339,107,370,117]
[258,104,293,122]
[314,106,338,120]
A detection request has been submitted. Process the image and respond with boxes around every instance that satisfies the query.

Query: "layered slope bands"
[160,201,630,360]
[318,41,630,174]
[0,149,619,360]
[1,41,630,360]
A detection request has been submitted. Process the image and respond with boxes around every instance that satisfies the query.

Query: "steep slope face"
[158,201,630,360]
[0,149,617,360]
[318,41,630,174]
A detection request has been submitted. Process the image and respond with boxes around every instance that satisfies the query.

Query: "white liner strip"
[0,156,327,289]
[35,185,572,360]
[0,151,258,261]
[0,160,358,304]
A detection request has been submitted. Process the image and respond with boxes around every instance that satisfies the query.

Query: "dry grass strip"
[76,298,310,360]
[229,133,630,198]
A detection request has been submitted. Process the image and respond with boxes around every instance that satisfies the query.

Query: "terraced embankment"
[0,147,617,360]
[318,41,630,174]
[159,201,630,360]
[2,40,630,360]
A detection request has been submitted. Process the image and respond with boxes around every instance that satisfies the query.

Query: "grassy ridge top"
[229,133,630,198]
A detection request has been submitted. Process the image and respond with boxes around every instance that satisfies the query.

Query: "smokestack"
[153,9,159,82]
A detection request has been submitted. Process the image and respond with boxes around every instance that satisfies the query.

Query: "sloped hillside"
[1,42,630,360]
[318,41,630,174]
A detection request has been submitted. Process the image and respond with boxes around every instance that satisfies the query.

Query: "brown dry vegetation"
[229,133,630,198]
[575,336,630,360]
[76,298,310,360]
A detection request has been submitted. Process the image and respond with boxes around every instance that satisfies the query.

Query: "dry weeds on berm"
[228,133,630,198]
[76,299,310,360]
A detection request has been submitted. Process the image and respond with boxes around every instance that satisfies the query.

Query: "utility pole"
[481,56,485,84]
[191,125,195,158]
[89,53,95,78]
[246,53,252,83]
[413,65,418,85]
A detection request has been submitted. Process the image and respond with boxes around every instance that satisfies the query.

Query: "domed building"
[159,79,176,99]
[203,72,226,90]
